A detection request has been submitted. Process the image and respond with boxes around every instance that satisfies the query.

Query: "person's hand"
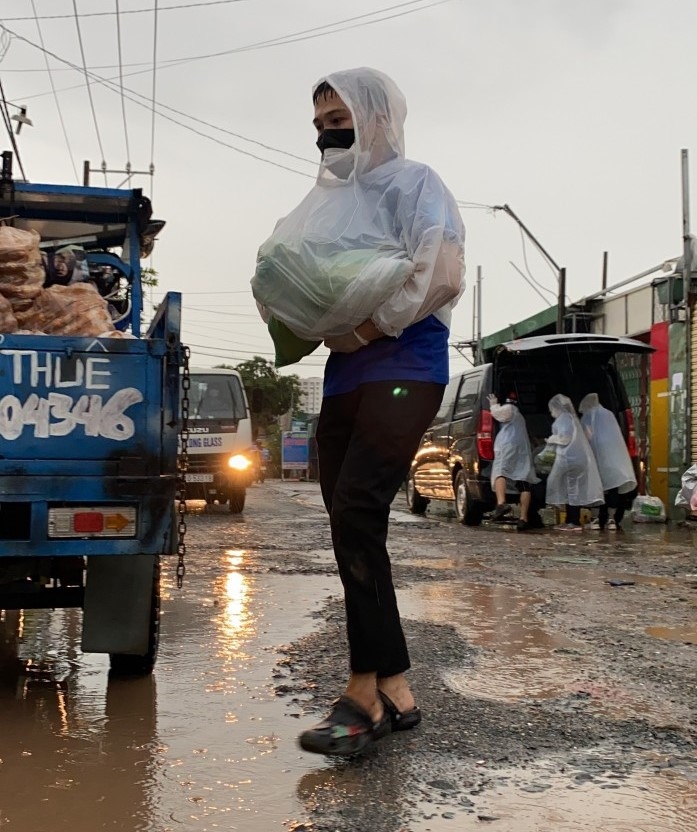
[487,393,498,407]
[324,331,365,353]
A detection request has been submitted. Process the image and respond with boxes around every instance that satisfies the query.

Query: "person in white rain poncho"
[579,393,637,531]
[487,392,540,532]
[255,68,465,757]
[545,394,604,532]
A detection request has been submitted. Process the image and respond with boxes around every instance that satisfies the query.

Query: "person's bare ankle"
[344,674,382,723]
[377,673,416,712]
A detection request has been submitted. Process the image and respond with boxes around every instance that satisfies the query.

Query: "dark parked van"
[406,334,653,525]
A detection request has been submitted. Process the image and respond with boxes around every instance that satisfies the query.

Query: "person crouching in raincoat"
[579,393,637,531]
[487,392,540,532]
[545,394,604,532]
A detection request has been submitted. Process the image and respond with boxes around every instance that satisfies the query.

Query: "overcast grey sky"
[2,0,696,377]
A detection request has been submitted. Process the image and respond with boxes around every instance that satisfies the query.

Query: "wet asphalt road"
[0,480,696,831]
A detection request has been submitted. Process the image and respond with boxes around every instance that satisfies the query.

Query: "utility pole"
[681,148,692,464]
[557,268,566,335]
[602,251,609,294]
[476,266,483,363]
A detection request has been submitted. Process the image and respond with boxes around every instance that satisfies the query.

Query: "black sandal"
[378,690,422,731]
[299,695,391,756]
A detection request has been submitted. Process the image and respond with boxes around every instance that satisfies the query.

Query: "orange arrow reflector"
[105,513,131,533]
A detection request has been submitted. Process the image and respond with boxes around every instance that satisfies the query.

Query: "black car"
[406,333,653,525]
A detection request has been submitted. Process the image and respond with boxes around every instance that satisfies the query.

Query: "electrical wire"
[508,261,554,306]
[139,0,452,70]
[11,1,448,174]
[71,0,107,182]
[185,306,261,318]
[115,0,131,171]
[517,227,557,300]
[456,200,496,211]
[17,1,448,85]
[149,0,159,195]
[30,0,79,183]
[2,23,316,179]
[5,1,248,22]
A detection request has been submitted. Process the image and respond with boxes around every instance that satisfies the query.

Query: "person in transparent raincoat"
[487,392,540,531]
[579,393,637,531]
[259,68,465,756]
[545,394,604,532]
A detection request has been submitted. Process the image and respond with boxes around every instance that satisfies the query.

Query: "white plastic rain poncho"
[579,393,637,494]
[545,394,604,507]
[251,67,465,342]
[490,401,540,488]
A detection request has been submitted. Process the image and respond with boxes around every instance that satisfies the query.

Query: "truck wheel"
[454,470,484,527]
[109,556,160,676]
[406,473,429,514]
[228,487,246,514]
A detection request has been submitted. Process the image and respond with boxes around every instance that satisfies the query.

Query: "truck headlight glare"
[228,454,251,471]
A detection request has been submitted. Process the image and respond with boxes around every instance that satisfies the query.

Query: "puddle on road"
[398,581,689,724]
[410,768,697,831]
[0,554,336,832]
[399,580,584,702]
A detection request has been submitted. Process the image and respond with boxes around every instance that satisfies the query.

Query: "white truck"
[183,367,256,513]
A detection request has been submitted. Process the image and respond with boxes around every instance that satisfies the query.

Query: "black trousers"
[598,488,628,527]
[316,381,444,677]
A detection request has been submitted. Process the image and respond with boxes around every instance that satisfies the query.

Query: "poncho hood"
[313,67,407,179]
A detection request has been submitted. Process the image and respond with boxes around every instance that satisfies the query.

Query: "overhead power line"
[2,1,248,22]
[71,0,107,180]
[15,1,448,82]
[2,23,315,178]
[3,0,451,180]
[30,0,79,183]
[150,0,159,193]
[114,0,132,169]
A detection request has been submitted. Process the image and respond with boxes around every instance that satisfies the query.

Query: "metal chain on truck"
[176,345,191,589]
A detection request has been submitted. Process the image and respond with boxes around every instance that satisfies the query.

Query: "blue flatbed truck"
[0,151,187,675]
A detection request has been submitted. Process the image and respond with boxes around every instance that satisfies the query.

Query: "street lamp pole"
[494,203,566,333]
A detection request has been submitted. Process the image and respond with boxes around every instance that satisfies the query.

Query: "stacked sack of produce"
[0,225,126,337]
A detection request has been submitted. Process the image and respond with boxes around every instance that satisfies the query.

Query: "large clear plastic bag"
[253,236,414,340]
[534,442,557,476]
[251,68,465,351]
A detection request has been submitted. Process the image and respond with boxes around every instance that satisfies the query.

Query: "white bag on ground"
[631,495,667,523]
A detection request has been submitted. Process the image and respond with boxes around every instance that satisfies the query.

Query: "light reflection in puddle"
[399,580,581,701]
[410,770,697,832]
[398,581,687,723]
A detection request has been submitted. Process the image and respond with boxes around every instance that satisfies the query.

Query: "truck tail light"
[48,507,137,538]
[477,410,495,461]
[625,408,638,458]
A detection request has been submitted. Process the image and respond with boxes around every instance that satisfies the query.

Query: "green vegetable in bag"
[534,443,557,476]
[268,316,321,368]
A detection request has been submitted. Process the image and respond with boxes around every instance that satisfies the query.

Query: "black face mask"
[316,128,355,155]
